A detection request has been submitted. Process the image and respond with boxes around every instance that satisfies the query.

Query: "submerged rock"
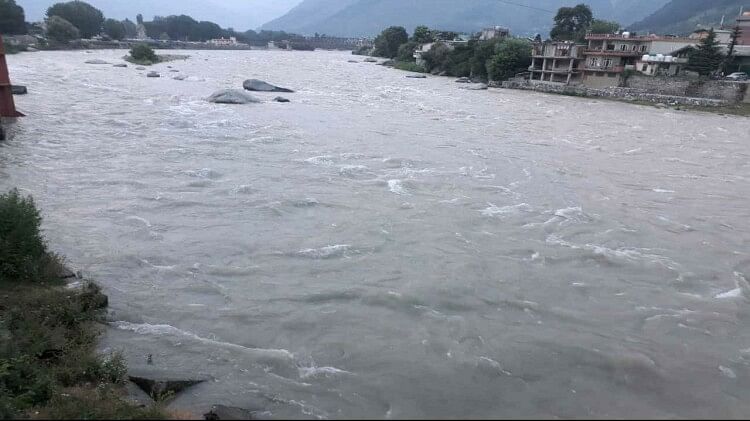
[203,405,259,420]
[136,66,146,70]
[348,59,359,63]
[455,77,471,83]
[11,85,27,95]
[242,79,294,93]
[85,59,109,64]
[169,69,180,72]
[363,57,377,63]
[147,71,160,78]
[459,83,488,90]
[405,74,427,79]
[113,63,128,68]
[129,376,205,401]
[173,75,187,81]
[274,96,290,103]
[207,89,261,104]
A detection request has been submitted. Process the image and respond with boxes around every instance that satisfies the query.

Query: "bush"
[393,61,426,73]
[0,189,50,283]
[397,41,419,62]
[487,39,532,82]
[46,15,80,43]
[129,43,158,63]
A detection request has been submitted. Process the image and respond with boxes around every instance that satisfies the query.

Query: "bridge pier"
[0,34,24,118]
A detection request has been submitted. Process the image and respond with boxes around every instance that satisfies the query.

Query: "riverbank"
[0,189,169,419]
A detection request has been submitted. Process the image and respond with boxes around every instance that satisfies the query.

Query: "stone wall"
[624,74,747,103]
[499,80,729,107]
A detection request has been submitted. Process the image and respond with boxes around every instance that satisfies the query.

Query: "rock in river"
[203,405,259,420]
[406,74,427,79]
[274,96,290,103]
[364,57,378,63]
[242,79,294,93]
[113,63,128,68]
[207,89,261,104]
[11,85,27,95]
[85,59,109,65]
[136,66,146,70]
[147,71,160,78]
[173,75,187,81]
[459,83,488,90]
[129,375,206,401]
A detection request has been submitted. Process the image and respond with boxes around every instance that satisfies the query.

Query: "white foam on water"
[652,188,676,193]
[719,365,737,379]
[481,203,532,217]
[111,321,294,361]
[546,234,680,270]
[339,165,369,176]
[388,179,408,195]
[297,244,352,259]
[298,365,352,379]
[304,155,335,167]
[124,215,152,227]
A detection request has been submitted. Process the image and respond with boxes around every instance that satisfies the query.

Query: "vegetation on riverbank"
[123,44,189,66]
[0,189,168,420]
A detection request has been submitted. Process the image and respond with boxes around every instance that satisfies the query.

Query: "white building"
[480,26,510,41]
[209,37,238,46]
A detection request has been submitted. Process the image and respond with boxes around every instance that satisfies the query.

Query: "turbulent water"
[3,49,750,418]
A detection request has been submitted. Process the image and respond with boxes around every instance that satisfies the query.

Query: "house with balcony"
[528,41,585,84]
[581,32,653,88]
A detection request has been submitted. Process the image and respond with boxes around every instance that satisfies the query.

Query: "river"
[3,49,750,419]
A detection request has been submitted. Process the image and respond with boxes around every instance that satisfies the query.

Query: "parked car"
[725,72,748,81]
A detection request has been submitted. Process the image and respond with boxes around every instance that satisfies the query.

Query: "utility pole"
[0,34,24,118]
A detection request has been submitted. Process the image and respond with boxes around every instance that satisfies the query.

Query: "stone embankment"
[498,80,730,107]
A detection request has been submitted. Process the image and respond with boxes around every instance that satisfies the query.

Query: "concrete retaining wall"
[499,80,729,107]
[624,75,747,103]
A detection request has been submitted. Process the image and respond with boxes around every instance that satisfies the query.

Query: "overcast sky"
[17,0,303,31]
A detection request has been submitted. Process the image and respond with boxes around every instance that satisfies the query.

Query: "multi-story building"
[479,26,510,41]
[736,11,750,45]
[528,41,585,84]
[581,32,652,88]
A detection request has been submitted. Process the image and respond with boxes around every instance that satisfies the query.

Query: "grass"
[0,189,169,419]
[391,61,427,73]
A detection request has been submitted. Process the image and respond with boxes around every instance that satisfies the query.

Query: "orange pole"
[0,34,23,117]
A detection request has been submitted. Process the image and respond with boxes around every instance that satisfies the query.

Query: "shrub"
[397,41,419,62]
[0,189,49,283]
[129,43,158,63]
[46,15,80,43]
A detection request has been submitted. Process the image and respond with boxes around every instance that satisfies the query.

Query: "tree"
[129,43,157,62]
[397,41,419,62]
[412,25,433,44]
[487,38,532,81]
[103,18,125,40]
[589,19,620,34]
[686,28,724,76]
[550,4,593,42]
[723,25,740,73]
[46,15,79,43]
[373,26,408,58]
[46,1,104,39]
[122,18,137,39]
[0,0,26,35]
[136,14,143,25]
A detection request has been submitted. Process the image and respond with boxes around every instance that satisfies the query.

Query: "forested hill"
[261,0,670,37]
[629,0,748,35]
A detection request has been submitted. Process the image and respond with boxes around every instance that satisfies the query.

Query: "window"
[589,57,599,67]
[641,64,648,71]
[607,73,617,78]
[603,58,613,68]
[606,44,615,51]
[641,45,648,52]
[620,44,627,51]
[632,45,638,51]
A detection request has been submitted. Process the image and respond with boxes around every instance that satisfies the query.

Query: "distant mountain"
[261,0,670,37]
[17,0,302,31]
[629,0,749,35]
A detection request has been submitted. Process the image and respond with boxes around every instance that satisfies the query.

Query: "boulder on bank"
[147,71,160,78]
[274,96,290,103]
[113,63,128,68]
[11,85,27,95]
[242,79,294,93]
[207,89,261,104]
[85,59,109,65]
[129,376,205,401]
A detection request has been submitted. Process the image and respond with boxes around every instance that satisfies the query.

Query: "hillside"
[261,0,670,37]
[629,0,749,35]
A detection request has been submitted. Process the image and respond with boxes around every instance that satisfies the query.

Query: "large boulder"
[11,85,27,95]
[207,89,261,104]
[85,59,109,65]
[273,96,290,103]
[147,71,160,78]
[242,79,294,93]
[129,376,206,401]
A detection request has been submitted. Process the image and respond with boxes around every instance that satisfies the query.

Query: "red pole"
[0,34,24,117]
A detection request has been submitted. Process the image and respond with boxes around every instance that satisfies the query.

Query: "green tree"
[412,25,433,43]
[0,189,46,283]
[46,15,80,43]
[373,26,408,58]
[0,0,26,35]
[469,39,502,79]
[722,25,740,73]
[686,28,724,76]
[129,43,157,62]
[550,4,593,42]
[397,40,419,62]
[103,18,125,40]
[46,1,104,39]
[122,18,137,39]
[487,38,532,81]
[589,19,620,34]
